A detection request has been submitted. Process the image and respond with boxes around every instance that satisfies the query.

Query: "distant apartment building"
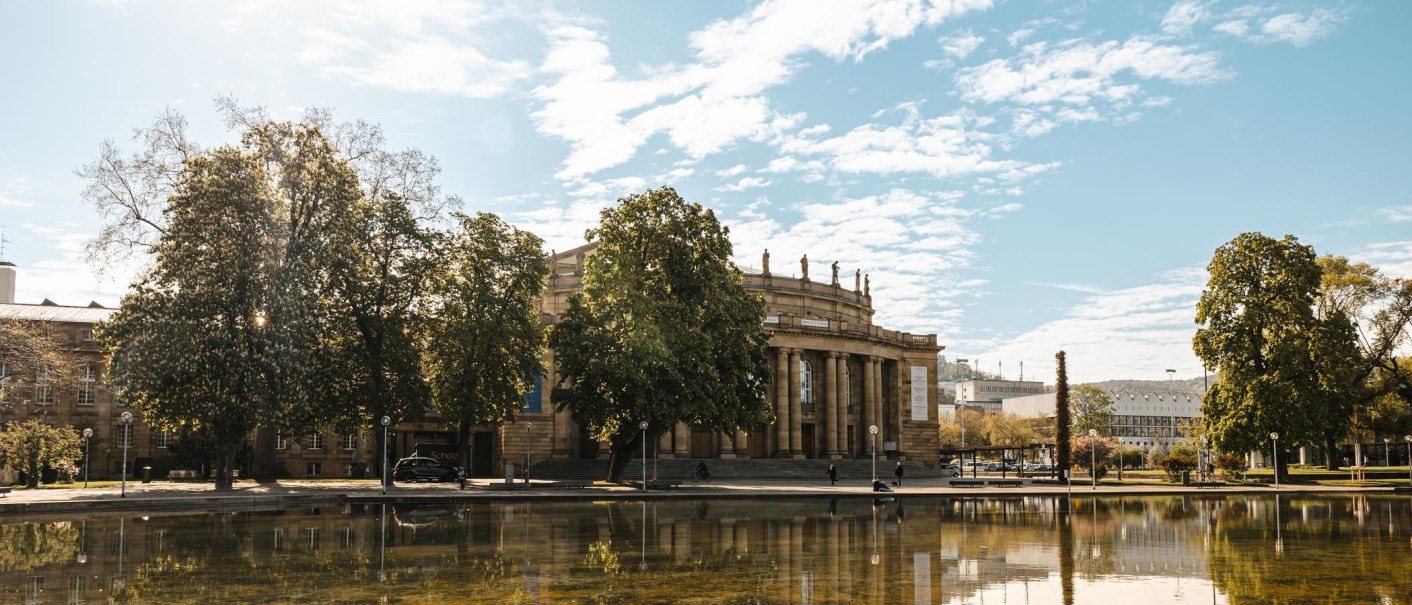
[1003,389,1203,449]
[954,379,1047,414]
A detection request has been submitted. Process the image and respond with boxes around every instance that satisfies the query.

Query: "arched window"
[800,359,814,413]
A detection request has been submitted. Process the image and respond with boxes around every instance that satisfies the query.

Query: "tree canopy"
[1069,384,1114,437]
[549,187,773,482]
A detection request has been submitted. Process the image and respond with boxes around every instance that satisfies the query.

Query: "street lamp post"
[1269,432,1280,488]
[82,428,93,488]
[380,416,391,495]
[1088,429,1098,490]
[869,425,879,482]
[1384,437,1391,468]
[524,423,533,485]
[1404,435,1411,485]
[639,421,649,492]
[119,412,132,498]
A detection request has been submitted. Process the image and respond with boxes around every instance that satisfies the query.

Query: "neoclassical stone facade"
[488,243,943,471]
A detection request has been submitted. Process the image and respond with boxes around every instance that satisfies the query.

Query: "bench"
[0,486,10,497]
[948,479,986,488]
[1193,481,1224,489]
[168,470,200,481]
[552,480,594,489]
[991,479,1025,488]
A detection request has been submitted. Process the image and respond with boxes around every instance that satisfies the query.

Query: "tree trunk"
[605,430,641,484]
[1323,435,1340,471]
[252,425,277,482]
[213,449,234,491]
[457,420,471,471]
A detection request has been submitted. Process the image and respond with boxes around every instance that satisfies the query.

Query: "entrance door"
[471,432,494,477]
[749,426,769,458]
[578,426,600,459]
[801,424,816,458]
[690,426,714,458]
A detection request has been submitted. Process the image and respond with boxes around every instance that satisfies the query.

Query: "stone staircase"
[528,458,949,482]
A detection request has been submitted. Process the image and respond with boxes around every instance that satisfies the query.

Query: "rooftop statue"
[831,261,839,285]
[762,249,770,275]
[801,254,809,280]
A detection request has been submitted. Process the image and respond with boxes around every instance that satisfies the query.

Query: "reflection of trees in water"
[0,521,78,571]
[1206,495,1412,605]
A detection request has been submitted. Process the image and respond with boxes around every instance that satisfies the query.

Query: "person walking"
[457,466,467,490]
[826,464,838,485]
[893,461,904,487]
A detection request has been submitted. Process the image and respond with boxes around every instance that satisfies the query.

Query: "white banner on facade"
[762,315,780,324]
[910,366,928,421]
[800,318,829,328]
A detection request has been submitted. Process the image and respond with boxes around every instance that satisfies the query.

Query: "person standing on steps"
[827,464,838,485]
[893,461,904,487]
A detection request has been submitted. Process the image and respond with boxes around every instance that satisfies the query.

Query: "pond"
[0,494,1407,604]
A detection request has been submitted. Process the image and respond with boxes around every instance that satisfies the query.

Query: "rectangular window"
[155,430,169,449]
[341,433,357,450]
[305,462,321,476]
[306,433,323,450]
[81,330,94,341]
[77,365,96,405]
[117,424,133,448]
[276,435,287,450]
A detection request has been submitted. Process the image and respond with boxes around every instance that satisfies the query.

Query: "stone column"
[824,352,839,459]
[775,348,789,457]
[836,355,848,458]
[863,356,876,443]
[735,428,748,458]
[788,349,802,458]
[674,422,688,458]
[873,359,885,445]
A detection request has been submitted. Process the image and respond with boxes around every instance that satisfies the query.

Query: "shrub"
[1156,443,1199,482]
[1214,453,1248,481]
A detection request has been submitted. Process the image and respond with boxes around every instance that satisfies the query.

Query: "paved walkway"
[0,477,1389,517]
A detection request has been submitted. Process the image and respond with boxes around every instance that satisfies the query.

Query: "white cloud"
[940,30,985,59]
[1213,8,1348,47]
[565,176,647,198]
[717,177,772,192]
[1007,28,1035,47]
[0,176,35,208]
[532,0,995,179]
[967,267,1207,383]
[507,199,612,254]
[1377,206,1412,223]
[1160,1,1213,35]
[290,0,531,99]
[956,36,1230,107]
[716,164,748,178]
[14,224,133,307]
[1353,241,1412,279]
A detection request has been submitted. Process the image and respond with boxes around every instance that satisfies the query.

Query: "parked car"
[940,464,961,477]
[392,456,459,483]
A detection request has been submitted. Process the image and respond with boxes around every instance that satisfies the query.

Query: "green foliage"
[1214,452,1248,481]
[1193,233,1328,474]
[549,187,773,482]
[1069,384,1114,437]
[0,522,78,572]
[0,419,83,488]
[1055,351,1071,480]
[425,213,549,437]
[1156,443,1200,482]
[1109,445,1145,470]
[0,319,79,404]
[1071,434,1116,480]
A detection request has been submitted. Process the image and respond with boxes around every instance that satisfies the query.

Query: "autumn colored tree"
[550,187,773,483]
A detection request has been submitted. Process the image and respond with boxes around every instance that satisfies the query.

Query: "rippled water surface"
[0,494,1408,604]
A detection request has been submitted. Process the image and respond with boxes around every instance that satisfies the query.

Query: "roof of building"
[0,302,118,324]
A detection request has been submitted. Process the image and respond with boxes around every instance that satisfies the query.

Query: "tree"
[0,319,80,415]
[100,146,284,490]
[937,407,985,447]
[1071,434,1116,481]
[981,412,1041,447]
[1194,233,1326,483]
[550,187,773,483]
[1110,445,1145,471]
[1055,351,1071,482]
[1070,385,1114,437]
[425,212,549,470]
[0,419,83,488]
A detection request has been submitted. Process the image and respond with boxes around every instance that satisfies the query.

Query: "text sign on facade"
[762,315,780,324]
[799,318,830,328]
[910,366,928,421]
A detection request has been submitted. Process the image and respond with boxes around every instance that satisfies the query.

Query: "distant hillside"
[1084,375,1214,393]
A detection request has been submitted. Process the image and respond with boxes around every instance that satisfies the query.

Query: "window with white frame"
[117,424,133,448]
[800,359,814,413]
[305,462,321,476]
[155,430,169,448]
[276,435,287,450]
[36,366,54,404]
[306,433,323,450]
[81,330,94,342]
[77,364,96,405]
[341,433,357,450]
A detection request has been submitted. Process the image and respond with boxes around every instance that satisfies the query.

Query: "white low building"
[1003,390,1203,449]
[955,379,1047,414]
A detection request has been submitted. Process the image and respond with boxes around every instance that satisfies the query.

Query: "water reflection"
[0,495,1407,603]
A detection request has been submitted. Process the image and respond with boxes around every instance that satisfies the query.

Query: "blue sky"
[1,0,1409,383]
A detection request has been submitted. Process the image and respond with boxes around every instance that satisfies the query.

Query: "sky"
[1,0,1410,384]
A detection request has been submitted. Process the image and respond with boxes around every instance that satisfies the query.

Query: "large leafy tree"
[1193,233,1326,482]
[550,187,773,483]
[1069,384,1114,437]
[0,419,83,488]
[425,212,549,469]
[100,147,279,489]
[0,319,79,413]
